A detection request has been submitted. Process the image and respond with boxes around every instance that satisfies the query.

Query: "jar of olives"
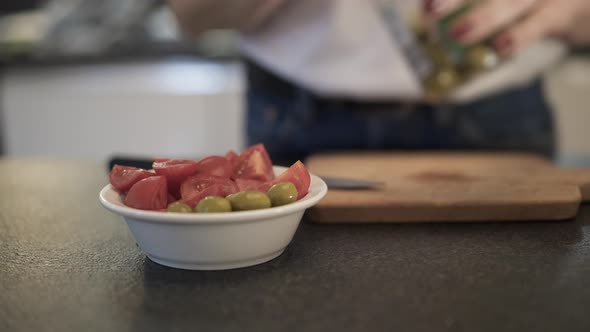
[419,2,502,102]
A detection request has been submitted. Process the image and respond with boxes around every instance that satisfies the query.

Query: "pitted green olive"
[466,45,499,72]
[195,196,232,213]
[228,191,272,211]
[166,201,193,213]
[267,182,298,206]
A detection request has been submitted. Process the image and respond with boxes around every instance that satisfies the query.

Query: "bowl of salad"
[99,144,327,270]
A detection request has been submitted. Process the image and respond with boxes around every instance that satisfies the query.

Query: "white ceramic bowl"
[99,166,327,270]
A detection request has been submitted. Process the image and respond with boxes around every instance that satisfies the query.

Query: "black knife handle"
[107,156,155,172]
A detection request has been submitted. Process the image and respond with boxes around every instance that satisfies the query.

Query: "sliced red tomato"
[271,161,311,199]
[180,174,227,198]
[225,150,238,165]
[124,176,168,210]
[180,174,238,207]
[181,184,232,208]
[109,165,155,193]
[167,193,176,204]
[233,144,275,182]
[196,156,232,178]
[153,159,199,197]
[234,178,266,192]
[257,181,273,193]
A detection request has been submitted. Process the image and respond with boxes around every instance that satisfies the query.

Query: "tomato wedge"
[180,174,238,207]
[225,150,238,165]
[181,184,231,208]
[233,144,275,182]
[109,165,155,193]
[234,178,266,192]
[167,193,176,204]
[196,156,232,178]
[153,159,199,197]
[124,176,168,210]
[271,161,311,199]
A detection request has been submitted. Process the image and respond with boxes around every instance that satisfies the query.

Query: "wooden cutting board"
[306,152,590,223]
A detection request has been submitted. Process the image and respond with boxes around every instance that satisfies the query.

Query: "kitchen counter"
[1,159,590,332]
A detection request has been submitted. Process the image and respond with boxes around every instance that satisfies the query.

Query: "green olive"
[195,196,232,213]
[267,182,298,207]
[228,191,271,211]
[424,66,461,100]
[424,42,454,67]
[466,45,499,72]
[166,201,193,213]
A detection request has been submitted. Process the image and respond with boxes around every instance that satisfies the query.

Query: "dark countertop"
[2,159,590,332]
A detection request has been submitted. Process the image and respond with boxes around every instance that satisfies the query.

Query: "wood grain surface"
[306,152,590,223]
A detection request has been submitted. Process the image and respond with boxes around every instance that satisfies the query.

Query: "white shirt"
[240,0,567,103]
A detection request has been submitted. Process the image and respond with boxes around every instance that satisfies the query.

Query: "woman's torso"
[239,0,567,103]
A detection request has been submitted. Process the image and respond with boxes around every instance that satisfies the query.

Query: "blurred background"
[1,0,589,165]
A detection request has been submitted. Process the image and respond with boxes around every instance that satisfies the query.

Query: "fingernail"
[451,21,473,41]
[424,0,444,14]
[424,0,445,15]
[495,35,514,54]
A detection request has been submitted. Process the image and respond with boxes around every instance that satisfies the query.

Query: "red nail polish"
[495,35,514,54]
[424,0,437,14]
[451,21,472,41]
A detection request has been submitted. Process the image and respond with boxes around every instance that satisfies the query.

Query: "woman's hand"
[424,0,590,55]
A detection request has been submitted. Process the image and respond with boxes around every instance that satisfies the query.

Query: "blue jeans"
[246,63,555,166]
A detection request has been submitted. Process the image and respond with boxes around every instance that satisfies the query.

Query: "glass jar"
[419,3,502,102]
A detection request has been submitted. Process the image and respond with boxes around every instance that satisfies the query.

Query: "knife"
[320,176,385,190]
[108,157,384,190]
